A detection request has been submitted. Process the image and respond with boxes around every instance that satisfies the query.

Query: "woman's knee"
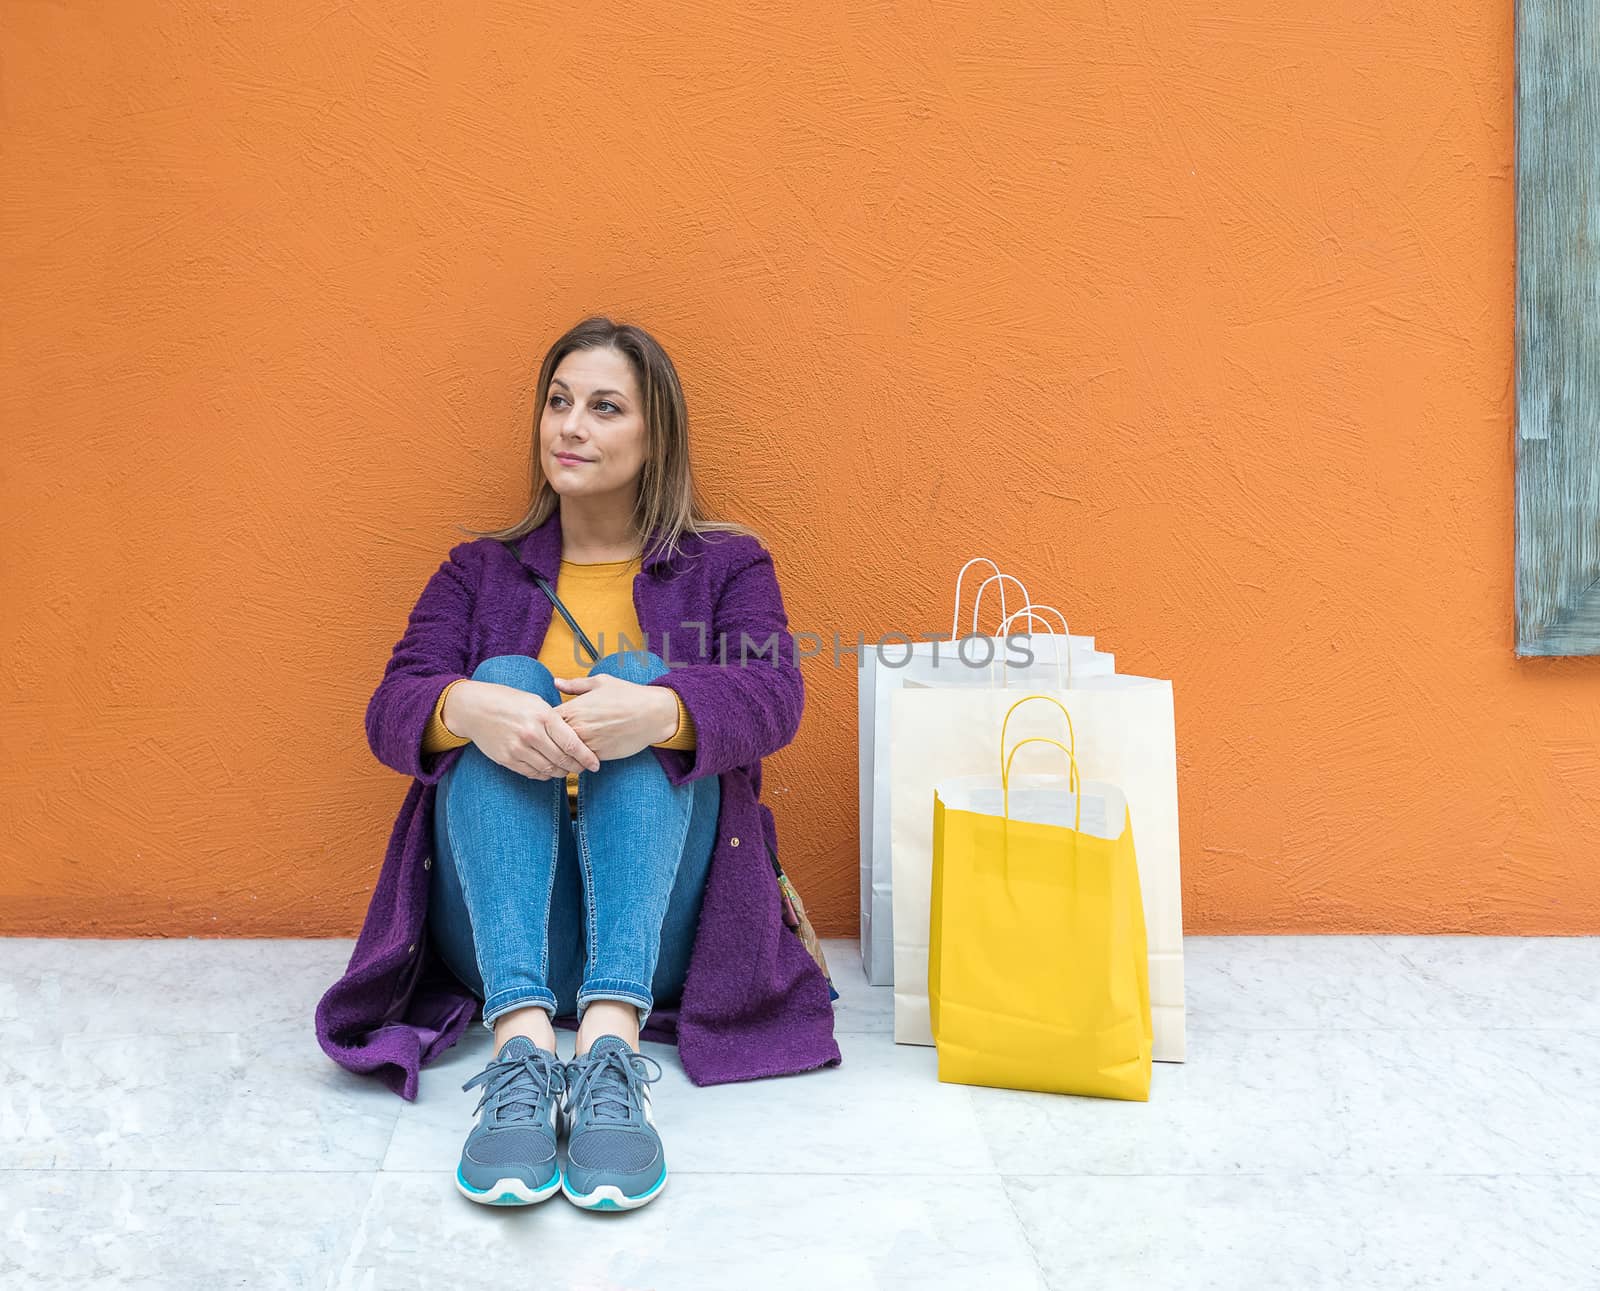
[472,653,558,698]
[588,648,667,684]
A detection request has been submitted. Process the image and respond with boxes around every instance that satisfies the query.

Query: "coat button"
[423,856,432,870]
[407,943,416,955]
[729,836,740,847]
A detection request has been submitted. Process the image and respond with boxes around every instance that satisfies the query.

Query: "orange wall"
[6,3,1595,939]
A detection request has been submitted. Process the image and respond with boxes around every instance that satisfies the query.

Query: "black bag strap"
[500,539,601,664]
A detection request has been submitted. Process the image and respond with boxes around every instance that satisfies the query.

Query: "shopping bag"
[892,670,1184,1061]
[859,557,1024,984]
[769,849,838,1002]
[858,643,894,984]
[930,694,1152,1101]
[857,559,1106,985]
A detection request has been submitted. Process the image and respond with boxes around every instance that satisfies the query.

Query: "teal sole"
[563,1164,669,1210]
[456,1164,562,1206]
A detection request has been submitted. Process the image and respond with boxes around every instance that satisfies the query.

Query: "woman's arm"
[420,679,473,754]
[650,691,698,750]
[645,539,803,785]
[422,640,698,759]
[365,542,478,784]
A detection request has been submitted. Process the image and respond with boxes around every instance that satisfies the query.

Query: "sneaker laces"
[566,1045,663,1125]
[461,1045,567,1123]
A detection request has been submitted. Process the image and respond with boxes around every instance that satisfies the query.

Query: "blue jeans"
[427,651,720,1032]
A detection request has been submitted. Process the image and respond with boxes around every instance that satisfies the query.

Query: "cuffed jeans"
[426,650,720,1033]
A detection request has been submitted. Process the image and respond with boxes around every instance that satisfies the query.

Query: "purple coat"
[315,507,842,1099]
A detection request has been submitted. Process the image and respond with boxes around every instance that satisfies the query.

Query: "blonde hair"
[461,315,761,565]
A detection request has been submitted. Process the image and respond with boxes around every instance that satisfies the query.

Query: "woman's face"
[539,347,648,500]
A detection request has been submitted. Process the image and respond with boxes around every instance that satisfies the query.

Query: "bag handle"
[950,558,1008,640]
[998,694,1082,832]
[998,603,1069,636]
[947,556,1036,639]
[970,572,1031,638]
[994,602,1073,691]
[1002,738,1083,835]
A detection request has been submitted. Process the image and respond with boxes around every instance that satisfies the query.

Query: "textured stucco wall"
[5,3,1596,938]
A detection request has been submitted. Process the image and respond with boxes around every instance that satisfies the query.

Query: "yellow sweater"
[420,555,697,812]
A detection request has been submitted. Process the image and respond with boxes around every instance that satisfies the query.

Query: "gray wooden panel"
[1515,1,1600,655]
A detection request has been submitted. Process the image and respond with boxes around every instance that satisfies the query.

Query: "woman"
[315,316,841,1214]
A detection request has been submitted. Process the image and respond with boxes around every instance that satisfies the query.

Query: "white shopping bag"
[857,560,1110,984]
[857,643,893,984]
[890,671,1186,1062]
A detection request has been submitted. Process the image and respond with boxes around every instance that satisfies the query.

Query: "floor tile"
[1001,1172,1600,1291]
[964,1026,1348,1176]
[1,1027,401,1172]
[0,938,354,1041]
[1369,935,1600,1029]
[1325,1025,1600,1176]
[329,1169,1046,1291]
[965,1024,1600,1178]
[0,1169,375,1291]
[1184,934,1600,1032]
[1183,935,1440,1030]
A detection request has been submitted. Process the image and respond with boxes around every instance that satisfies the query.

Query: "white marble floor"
[2,934,1598,1290]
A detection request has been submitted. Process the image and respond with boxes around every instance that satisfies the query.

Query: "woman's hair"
[461,315,761,564]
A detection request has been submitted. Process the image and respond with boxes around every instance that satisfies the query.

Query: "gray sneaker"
[455,1034,567,1206]
[560,1035,667,1211]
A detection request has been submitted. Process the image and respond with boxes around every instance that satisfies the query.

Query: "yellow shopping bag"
[929,694,1153,1101]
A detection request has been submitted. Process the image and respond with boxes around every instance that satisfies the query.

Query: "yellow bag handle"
[1003,738,1083,834]
[997,694,1084,834]
[999,694,1077,775]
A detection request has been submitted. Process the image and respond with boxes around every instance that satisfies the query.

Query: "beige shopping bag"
[891,672,1186,1062]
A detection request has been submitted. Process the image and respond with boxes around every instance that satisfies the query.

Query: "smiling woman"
[316,315,842,1215]
[492,322,759,569]
[542,363,646,518]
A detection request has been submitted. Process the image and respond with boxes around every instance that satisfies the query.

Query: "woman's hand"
[443,679,600,781]
[549,673,681,762]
